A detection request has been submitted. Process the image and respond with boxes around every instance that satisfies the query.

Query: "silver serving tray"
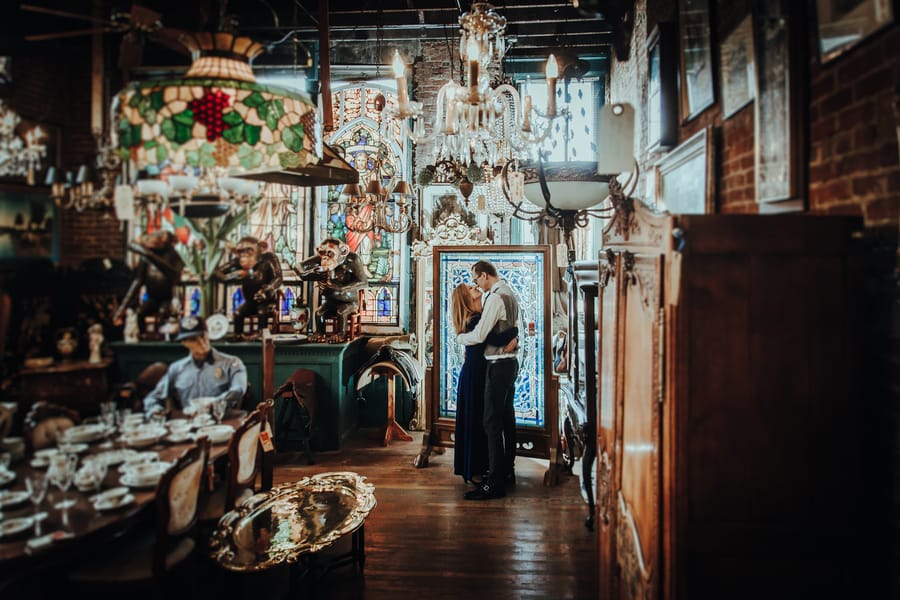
[209,471,376,572]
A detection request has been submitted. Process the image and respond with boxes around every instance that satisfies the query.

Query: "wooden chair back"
[153,436,211,577]
[114,361,168,412]
[224,402,268,511]
[23,401,81,452]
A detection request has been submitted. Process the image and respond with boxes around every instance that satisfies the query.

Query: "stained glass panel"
[435,247,548,430]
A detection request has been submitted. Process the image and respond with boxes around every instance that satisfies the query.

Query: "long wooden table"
[0,410,244,584]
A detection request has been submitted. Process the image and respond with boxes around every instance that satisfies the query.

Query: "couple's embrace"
[451,260,520,501]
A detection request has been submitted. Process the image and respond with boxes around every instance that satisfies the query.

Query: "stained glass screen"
[435,247,548,430]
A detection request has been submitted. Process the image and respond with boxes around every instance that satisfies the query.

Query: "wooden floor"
[250,429,598,600]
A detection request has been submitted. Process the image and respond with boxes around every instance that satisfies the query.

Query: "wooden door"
[614,251,664,600]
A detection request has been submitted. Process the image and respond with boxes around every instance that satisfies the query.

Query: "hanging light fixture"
[500,102,639,248]
[102,30,356,221]
[383,2,559,171]
[0,99,47,184]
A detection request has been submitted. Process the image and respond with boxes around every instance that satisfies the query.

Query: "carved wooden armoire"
[595,201,864,599]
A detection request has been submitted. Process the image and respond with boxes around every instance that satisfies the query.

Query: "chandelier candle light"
[383,2,560,170]
[0,99,46,184]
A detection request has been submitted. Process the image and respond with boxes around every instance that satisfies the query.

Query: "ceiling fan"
[20,3,188,70]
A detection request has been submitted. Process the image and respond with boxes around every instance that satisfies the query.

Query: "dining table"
[0,408,246,586]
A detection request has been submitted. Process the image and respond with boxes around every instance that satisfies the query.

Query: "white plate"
[93,492,135,511]
[120,473,162,489]
[0,489,30,509]
[197,424,235,444]
[166,432,194,444]
[0,470,14,487]
[91,486,130,503]
[0,516,32,538]
[87,449,137,467]
[61,424,108,443]
[56,442,89,454]
[207,314,229,341]
[33,448,60,459]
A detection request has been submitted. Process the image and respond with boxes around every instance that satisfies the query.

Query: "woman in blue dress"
[450,283,518,484]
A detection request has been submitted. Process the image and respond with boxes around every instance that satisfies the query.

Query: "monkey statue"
[214,236,283,336]
[297,238,367,336]
[113,230,185,334]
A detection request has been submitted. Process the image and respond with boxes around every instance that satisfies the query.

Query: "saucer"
[0,516,33,538]
[0,470,14,487]
[0,489,30,509]
[93,492,135,511]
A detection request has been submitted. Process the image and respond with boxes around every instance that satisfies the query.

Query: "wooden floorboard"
[257,429,598,600]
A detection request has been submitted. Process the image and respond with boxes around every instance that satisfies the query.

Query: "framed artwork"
[816,0,894,63]
[719,14,756,119]
[654,127,714,214]
[0,191,58,262]
[647,23,679,151]
[754,0,804,208]
[678,0,716,122]
[430,245,555,460]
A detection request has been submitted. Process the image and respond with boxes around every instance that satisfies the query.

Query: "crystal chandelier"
[47,133,119,211]
[383,2,559,170]
[0,99,47,184]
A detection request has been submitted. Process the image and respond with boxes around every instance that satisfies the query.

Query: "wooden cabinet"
[19,358,113,417]
[595,202,864,599]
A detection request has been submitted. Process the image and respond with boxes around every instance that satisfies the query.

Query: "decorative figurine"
[123,308,140,343]
[112,230,185,333]
[55,327,78,360]
[214,236,283,337]
[88,323,104,364]
[297,238,367,337]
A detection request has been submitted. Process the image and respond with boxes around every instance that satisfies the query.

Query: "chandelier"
[0,99,47,184]
[342,169,415,235]
[383,2,559,170]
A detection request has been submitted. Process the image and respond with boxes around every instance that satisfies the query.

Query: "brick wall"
[7,40,126,269]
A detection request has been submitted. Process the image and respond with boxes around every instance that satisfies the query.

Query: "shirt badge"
[215,367,224,378]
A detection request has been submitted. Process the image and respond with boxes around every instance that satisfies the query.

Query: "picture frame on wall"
[816,0,894,64]
[654,127,715,214]
[719,14,756,119]
[678,0,716,122]
[647,23,679,151]
[754,0,804,209]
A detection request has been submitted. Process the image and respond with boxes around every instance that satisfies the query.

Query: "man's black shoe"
[505,470,516,485]
[464,482,506,500]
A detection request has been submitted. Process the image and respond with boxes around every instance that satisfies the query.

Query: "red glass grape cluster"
[190,90,231,142]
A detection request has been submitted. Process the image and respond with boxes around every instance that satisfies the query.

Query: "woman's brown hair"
[451,283,480,334]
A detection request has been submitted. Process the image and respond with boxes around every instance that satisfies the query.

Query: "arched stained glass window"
[282,288,295,314]
[231,288,244,315]
[320,82,410,330]
[188,287,201,317]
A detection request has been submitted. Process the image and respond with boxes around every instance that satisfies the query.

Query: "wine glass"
[47,453,77,527]
[212,398,227,424]
[24,471,49,537]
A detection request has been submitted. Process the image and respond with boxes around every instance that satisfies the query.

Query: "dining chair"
[23,401,82,452]
[113,360,168,412]
[200,402,272,530]
[64,437,212,596]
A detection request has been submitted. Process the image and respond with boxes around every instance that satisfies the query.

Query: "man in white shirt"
[456,260,520,500]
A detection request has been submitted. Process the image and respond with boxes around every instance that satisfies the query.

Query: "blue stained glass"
[376,288,390,317]
[436,250,547,430]
[283,288,295,314]
[189,288,201,316]
[232,288,244,314]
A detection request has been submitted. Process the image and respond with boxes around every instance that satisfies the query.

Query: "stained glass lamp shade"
[113,32,321,218]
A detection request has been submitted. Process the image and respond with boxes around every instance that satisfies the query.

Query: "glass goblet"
[24,471,49,537]
[47,453,77,527]
[212,398,227,424]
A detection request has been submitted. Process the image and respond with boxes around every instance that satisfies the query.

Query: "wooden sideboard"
[110,338,368,451]
[18,358,113,418]
[595,203,864,599]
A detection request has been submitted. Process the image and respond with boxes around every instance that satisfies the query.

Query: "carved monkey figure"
[297,238,367,335]
[215,236,283,336]
[113,230,185,332]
